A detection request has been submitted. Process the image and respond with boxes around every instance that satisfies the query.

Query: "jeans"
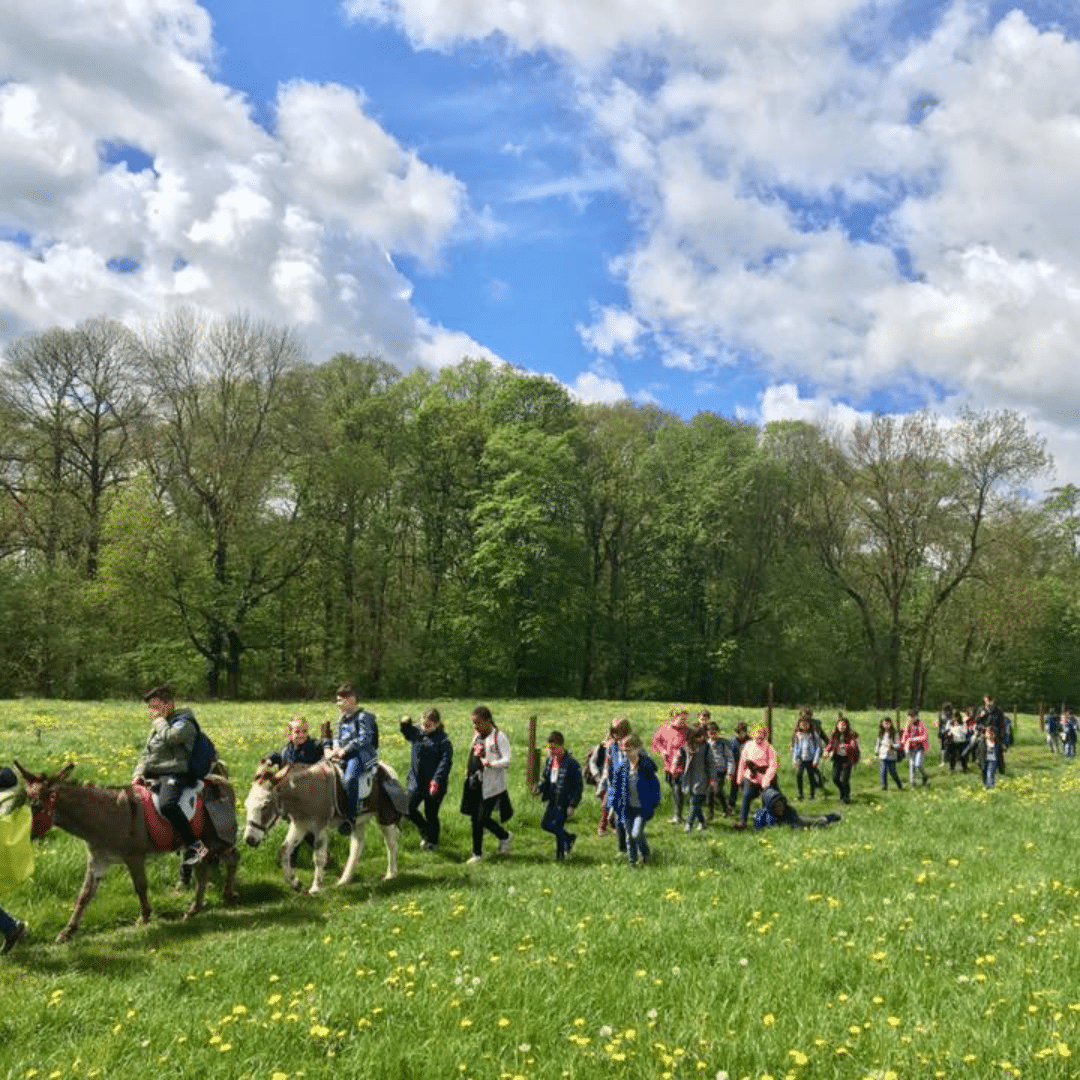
[831,758,852,803]
[879,760,903,789]
[984,760,998,787]
[406,787,445,845]
[155,774,198,846]
[795,760,818,799]
[471,793,509,856]
[0,904,18,937]
[686,793,706,828]
[907,747,926,785]
[541,804,576,858]
[739,780,767,824]
[665,772,684,820]
[624,810,651,864]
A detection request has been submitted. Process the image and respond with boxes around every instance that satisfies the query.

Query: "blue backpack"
[184,714,217,779]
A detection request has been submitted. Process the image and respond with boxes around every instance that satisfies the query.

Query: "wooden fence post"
[527,714,539,788]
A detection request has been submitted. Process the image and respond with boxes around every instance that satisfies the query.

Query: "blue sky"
[3,0,1080,479]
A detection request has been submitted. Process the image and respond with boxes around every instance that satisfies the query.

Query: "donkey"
[16,762,240,942]
[243,759,401,893]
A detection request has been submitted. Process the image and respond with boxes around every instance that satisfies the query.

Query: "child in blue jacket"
[609,734,662,867]
[534,730,583,861]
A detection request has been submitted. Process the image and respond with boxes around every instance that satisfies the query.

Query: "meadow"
[0,698,1078,1080]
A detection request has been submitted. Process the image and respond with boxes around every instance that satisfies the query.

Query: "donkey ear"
[13,761,35,783]
[58,763,77,781]
[272,765,291,785]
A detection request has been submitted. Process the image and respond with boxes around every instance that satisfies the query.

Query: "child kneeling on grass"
[534,731,583,861]
[609,734,661,867]
[753,788,841,830]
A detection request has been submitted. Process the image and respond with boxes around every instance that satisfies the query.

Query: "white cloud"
[567,369,628,405]
[0,0,466,370]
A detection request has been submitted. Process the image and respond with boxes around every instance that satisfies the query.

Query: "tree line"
[0,311,1076,709]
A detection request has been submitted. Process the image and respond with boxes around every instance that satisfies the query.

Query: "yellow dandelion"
[498,1017,511,1028]
[460,1018,473,1028]
[788,1049,808,1065]
[887,1016,901,1027]
[762,1014,776,1027]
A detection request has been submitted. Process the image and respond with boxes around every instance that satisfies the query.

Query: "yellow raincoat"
[0,787,32,893]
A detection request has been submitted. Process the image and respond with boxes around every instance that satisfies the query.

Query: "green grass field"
[1,699,1077,1080]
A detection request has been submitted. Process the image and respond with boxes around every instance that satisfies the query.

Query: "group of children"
[257,698,1017,871]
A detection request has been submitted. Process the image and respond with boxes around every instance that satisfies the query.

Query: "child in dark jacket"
[753,788,841,829]
[534,731,583,861]
[677,725,712,832]
[267,716,329,767]
[400,709,455,849]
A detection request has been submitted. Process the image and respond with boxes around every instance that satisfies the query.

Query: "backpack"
[186,715,217,779]
[584,742,606,786]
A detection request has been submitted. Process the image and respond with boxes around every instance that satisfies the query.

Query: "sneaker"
[182,841,209,867]
[668,815,681,824]
[565,834,577,859]
[696,822,707,832]
[419,839,432,850]
[465,853,482,864]
[595,826,608,837]
[337,819,354,836]
[684,823,692,833]
[2,920,27,955]
[497,832,513,855]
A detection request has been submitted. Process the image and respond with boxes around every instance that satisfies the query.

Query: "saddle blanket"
[137,783,206,851]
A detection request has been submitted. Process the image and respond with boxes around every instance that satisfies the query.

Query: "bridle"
[244,780,281,840]
[30,787,58,839]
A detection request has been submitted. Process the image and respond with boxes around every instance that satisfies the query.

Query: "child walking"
[977,726,1001,788]
[875,716,904,790]
[901,708,930,788]
[705,721,734,818]
[791,711,823,800]
[535,731,584,861]
[610,734,661,867]
[677,725,711,832]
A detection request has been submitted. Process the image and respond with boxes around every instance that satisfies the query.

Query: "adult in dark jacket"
[133,685,206,865]
[534,730,584,861]
[400,709,454,849]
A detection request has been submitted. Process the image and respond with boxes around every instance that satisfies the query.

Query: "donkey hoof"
[307,885,322,897]
[54,929,73,944]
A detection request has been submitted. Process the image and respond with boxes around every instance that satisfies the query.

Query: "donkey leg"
[309,830,330,895]
[220,845,240,905]
[279,823,305,891]
[337,821,365,886]
[124,856,154,925]
[56,852,110,943]
[186,860,210,918]
[380,823,399,880]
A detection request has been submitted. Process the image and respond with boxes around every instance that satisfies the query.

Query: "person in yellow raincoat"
[0,767,31,954]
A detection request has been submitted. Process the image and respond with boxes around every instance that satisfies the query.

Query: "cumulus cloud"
[0,0,469,368]
[346,0,1080,461]
[567,368,629,405]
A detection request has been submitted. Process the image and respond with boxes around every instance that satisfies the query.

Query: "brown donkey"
[15,762,240,942]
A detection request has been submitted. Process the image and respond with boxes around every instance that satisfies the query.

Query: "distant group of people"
[936,694,1013,786]
[1040,707,1078,757]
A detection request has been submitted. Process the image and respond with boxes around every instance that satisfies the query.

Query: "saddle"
[135,782,206,852]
